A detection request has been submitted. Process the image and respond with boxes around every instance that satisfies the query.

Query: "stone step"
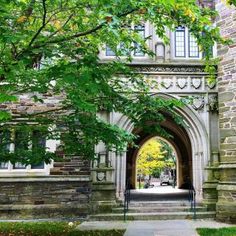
[112,206,207,213]
[0,204,90,220]
[128,201,191,207]
[89,211,216,221]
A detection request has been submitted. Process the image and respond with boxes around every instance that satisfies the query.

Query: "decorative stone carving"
[192,96,205,110]
[97,172,106,182]
[191,77,202,89]
[208,94,218,112]
[207,80,216,89]
[145,76,158,90]
[177,77,187,89]
[131,65,205,73]
[161,78,173,89]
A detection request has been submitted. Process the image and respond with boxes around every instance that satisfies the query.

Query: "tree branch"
[11,42,18,59]
[35,23,104,48]
[28,0,47,48]
[32,7,138,49]
[47,13,74,39]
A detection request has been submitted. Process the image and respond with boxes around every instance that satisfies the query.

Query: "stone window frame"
[0,128,57,176]
[172,26,202,60]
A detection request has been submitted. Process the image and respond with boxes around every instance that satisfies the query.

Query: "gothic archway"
[126,113,192,190]
[114,94,209,202]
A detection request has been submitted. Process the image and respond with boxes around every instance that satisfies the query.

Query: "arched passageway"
[126,114,192,191]
[115,94,210,202]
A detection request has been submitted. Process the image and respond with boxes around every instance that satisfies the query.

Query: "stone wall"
[216,0,236,223]
[0,176,91,219]
[198,0,215,9]
[0,157,92,219]
[50,156,91,176]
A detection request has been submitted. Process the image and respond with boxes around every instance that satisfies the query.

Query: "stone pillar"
[90,149,117,213]
[202,96,220,211]
[216,0,236,223]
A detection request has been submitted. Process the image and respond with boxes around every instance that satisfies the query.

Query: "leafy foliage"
[0,0,233,163]
[137,137,164,176]
[151,139,176,177]
[197,227,236,236]
[137,137,175,176]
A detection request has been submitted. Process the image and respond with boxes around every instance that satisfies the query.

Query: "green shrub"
[0,222,73,236]
[0,222,125,236]
[197,227,236,236]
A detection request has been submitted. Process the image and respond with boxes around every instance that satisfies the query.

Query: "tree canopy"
[0,0,233,164]
[137,137,175,177]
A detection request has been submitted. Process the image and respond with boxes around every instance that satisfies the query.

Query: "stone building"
[214,0,236,223]
[0,0,235,223]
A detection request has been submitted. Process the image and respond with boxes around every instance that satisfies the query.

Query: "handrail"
[124,181,131,222]
[188,180,196,220]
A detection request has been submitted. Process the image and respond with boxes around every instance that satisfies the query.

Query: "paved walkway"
[76,219,236,236]
[130,185,189,201]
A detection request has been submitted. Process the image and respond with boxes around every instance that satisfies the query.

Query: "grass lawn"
[197,227,236,236]
[0,222,125,236]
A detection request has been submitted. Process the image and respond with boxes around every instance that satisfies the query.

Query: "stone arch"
[115,93,209,202]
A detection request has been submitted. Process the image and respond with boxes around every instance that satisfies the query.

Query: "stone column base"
[90,182,118,213]
[202,181,218,211]
[216,183,236,223]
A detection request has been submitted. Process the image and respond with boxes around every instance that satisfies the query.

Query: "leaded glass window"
[31,130,46,169]
[0,129,47,171]
[105,24,146,57]
[175,26,185,57]
[0,130,10,169]
[105,46,116,56]
[189,33,199,58]
[134,24,145,56]
[174,27,200,59]
[13,130,28,169]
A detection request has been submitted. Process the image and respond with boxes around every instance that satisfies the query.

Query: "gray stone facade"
[215,0,236,223]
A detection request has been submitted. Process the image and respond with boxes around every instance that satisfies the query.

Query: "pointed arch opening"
[126,113,192,191]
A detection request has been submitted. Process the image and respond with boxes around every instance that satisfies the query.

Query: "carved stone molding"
[177,77,187,89]
[206,80,216,89]
[130,64,206,73]
[161,78,173,89]
[208,94,218,112]
[192,96,205,110]
[97,172,106,182]
[191,77,202,89]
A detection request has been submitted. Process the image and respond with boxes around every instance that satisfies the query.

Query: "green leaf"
[0,111,11,121]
